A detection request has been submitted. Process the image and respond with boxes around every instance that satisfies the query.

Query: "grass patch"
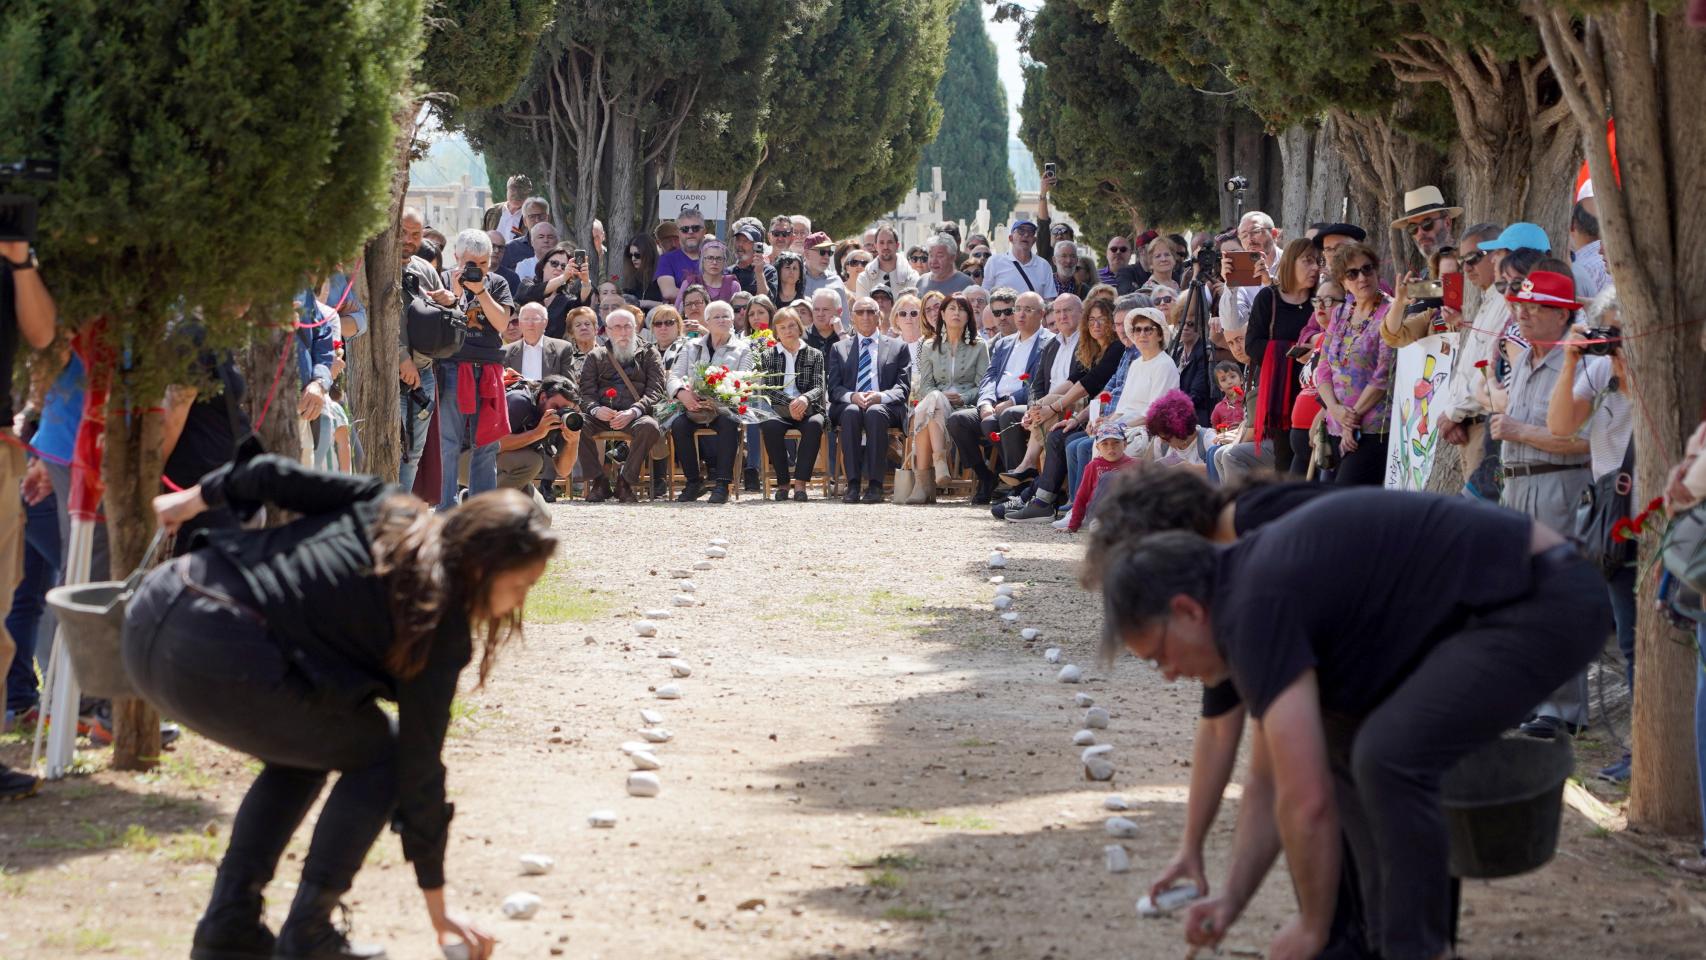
[75,927,116,952]
[885,807,928,820]
[447,698,484,738]
[868,869,905,890]
[524,557,611,625]
[121,824,160,853]
[957,737,997,748]
[932,813,995,831]
[882,905,941,922]
[762,589,928,631]
[138,752,216,792]
[851,852,922,871]
[0,865,25,896]
[166,832,224,865]
[25,821,127,852]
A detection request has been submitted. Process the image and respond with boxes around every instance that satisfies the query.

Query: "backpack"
[402,270,467,359]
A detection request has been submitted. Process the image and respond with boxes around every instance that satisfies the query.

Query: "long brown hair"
[375,490,558,686]
[1077,299,1116,369]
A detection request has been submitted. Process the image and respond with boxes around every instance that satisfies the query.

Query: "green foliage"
[681,0,956,238]
[916,0,1016,224]
[1018,0,1224,238]
[0,0,422,387]
[419,0,551,111]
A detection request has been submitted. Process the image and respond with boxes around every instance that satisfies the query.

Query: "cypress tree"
[916,0,1017,225]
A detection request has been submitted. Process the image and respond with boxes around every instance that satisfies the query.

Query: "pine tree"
[916,0,1016,225]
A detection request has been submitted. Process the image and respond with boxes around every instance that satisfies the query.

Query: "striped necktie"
[858,338,875,391]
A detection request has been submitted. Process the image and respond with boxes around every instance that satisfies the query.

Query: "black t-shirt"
[1209,490,1534,720]
[443,269,515,363]
[733,261,779,296]
[0,264,23,423]
[506,386,541,437]
[1199,482,1339,717]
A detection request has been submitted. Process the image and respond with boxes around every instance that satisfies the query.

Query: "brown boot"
[905,466,933,504]
[615,476,638,503]
[586,476,613,502]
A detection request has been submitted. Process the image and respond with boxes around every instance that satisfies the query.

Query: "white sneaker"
[1051,516,1071,530]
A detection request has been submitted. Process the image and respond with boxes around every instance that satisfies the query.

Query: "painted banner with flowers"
[1384,333,1459,491]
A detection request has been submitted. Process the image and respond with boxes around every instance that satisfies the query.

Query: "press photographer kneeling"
[499,374,582,501]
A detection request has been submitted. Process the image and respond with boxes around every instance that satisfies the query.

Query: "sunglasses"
[895,309,921,318]
[1462,250,1488,269]
[545,259,569,269]
[1153,295,1176,305]
[1494,279,1515,294]
[654,319,679,327]
[1407,216,1443,236]
[847,258,871,267]
[628,250,642,259]
[909,254,928,263]
[1312,296,1346,309]
[771,228,793,238]
[854,308,879,315]
[679,224,705,234]
[1108,245,1129,253]
[1342,263,1380,280]
[1132,326,1161,336]
[991,307,1015,317]
[733,303,750,311]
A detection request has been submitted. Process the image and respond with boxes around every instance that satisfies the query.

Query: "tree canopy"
[916,0,1016,225]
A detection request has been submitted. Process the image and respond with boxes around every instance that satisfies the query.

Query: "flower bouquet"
[656,361,778,426]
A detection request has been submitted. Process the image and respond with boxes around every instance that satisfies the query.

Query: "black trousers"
[945,406,1026,477]
[670,411,740,484]
[1034,425,1084,499]
[759,413,825,483]
[1328,544,1606,959]
[122,552,396,894]
[836,403,897,484]
[1329,431,1390,486]
[1289,427,1313,478]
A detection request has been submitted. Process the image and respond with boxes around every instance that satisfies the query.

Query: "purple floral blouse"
[1314,295,1395,436]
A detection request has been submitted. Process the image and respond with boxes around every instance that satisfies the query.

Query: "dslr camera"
[1,158,59,244]
[1581,326,1620,356]
[1223,175,1249,195]
[459,260,484,285]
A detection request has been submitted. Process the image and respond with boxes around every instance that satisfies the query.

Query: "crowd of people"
[4,160,1706,960]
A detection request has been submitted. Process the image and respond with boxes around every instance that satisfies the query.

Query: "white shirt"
[983,251,1058,300]
[1572,240,1611,302]
[905,338,921,371]
[1049,331,1079,386]
[995,330,1042,400]
[495,206,524,240]
[520,341,543,381]
[1574,356,1634,481]
[1216,246,1278,335]
[780,345,801,396]
[1112,351,1180,423]
[1438,290,1509,422]
[516,256,539,281]
[856,259,919,297]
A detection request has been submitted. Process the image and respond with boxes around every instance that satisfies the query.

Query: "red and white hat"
[1505,270,1584,310]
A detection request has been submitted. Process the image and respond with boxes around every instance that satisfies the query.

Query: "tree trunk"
[1534,0,1706,835]
[1276,124,1313,239]
[643,157,662,229]
[605,107,641,285]
[353,101,416,487]
[104,386,164,770]
[240,325,306,464]
[1308,118,1351,226]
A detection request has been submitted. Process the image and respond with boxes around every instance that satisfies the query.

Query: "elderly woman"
[647,305,686,370]
[566,306,600,362]
[1316,241,1395,485]
[679,283,710,337]
[666,299,752,503]
[892,292,926,371]
[677,239,740,307]
[1141,235,1181,296]
[1286,280,1342,476]
[906,294,989,503]
[755,306,827,500]
[1247,238,1322,474]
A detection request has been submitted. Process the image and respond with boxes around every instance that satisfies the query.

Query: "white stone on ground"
[1057,664,1082,683]
[1072,729,1095,746]
[667,659,692,678]
[655,684,683,700]
[1104,816,1139,838]
[1020,628,1040,640]
[629,750,661,771]
[656,647,681,658]
[620,741,651,755]
[519,854,554,875]
[672,594,697,607]
[1001,612,1019,622]
[1074,692,1094,707]
[693,560,713,570]
[1084,707,1109,729]
[709,538,730,547]
[677,580,697,592]
[1103,795,1129,811]
[645,609,672,619]
[994,584,1015,597]
[640,709,664,725]
[705,546,727,558]
[633,620,659,638]
[1104,845,1131,873]
[639,728,673,743]
[669,569,692,578]
[988,575,1005,584]
[501,892,542,919]
[994,543,1011,552]
[587,810,618,828]
[1085,757,1115,781]
[993,595,1013,611]
[627,772,661,797]
[1136,884,1200,918]
[1043,648,1061,663]
[988,552,1007,569]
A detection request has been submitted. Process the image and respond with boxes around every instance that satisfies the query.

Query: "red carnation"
[605,388,617,399]
[1474,359,1490,369]
[1098,392,1112,404]
[1645,496,1665,514]
[989,431,1001,442]
[1610,517,1636,542]
[737,404,748,415]
[1018,373,1030,381]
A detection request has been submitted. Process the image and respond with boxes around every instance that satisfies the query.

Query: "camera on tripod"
[0,158,59,245]
[1223,175,1249,195]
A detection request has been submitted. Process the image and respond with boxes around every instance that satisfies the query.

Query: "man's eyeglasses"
[679,224,705,234]
[991,307,1015,317]
[1494,279,1515,294]
[771,228,793,238]
[1312,296,1346,310]
[1407,216,1443,236]
[853,308,879,315]
[1462,250,1488,269]
[1342,263,1380,280]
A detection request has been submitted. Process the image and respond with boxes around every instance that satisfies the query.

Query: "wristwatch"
[3,247,38,271]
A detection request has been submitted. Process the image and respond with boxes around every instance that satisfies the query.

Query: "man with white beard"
[576,308,669,502]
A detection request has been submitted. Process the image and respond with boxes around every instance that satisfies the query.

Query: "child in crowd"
[1211,361,1245,435]
[1066,418,1136,533]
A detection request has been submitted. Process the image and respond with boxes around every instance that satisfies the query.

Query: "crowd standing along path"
[2,500,1704,958]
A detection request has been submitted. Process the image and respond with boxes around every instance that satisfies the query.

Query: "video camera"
[0,159,59,245]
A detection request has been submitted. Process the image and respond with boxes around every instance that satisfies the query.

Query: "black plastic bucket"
[1441,735,1574,879]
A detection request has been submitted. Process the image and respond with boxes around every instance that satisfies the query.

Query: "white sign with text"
[659,189,727,223]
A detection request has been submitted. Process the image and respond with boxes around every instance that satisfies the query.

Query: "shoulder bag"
[1574,436,1636,577]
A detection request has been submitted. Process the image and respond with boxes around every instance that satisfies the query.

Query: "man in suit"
[578,308,668,502]
[828,296,913,503]
[500,197,551,273]
[945,288,1055,503]
[503,302,578,384]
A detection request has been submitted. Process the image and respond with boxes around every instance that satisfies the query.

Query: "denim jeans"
[435,360,498,510]
[1066,433,1095,504]
[1607,564,1638,691]
[399,361,436,494]
[4,493,60,713]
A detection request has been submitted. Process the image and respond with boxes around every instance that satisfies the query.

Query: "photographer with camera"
[398,208,457,494]
[1217,209,1281,338]
[1,226,57,798]
[435,229,515,510]
[498,373,582,500]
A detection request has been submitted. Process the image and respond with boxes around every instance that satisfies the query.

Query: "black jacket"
[197,455,468,889]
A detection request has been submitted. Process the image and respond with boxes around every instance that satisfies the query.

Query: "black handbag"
[1575,436,1636,577]
[402,271,467,359]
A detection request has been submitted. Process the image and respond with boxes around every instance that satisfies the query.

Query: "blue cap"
[1093,418,1127,442]
[1009,219,1037,233]
[1480,222,1551,254]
